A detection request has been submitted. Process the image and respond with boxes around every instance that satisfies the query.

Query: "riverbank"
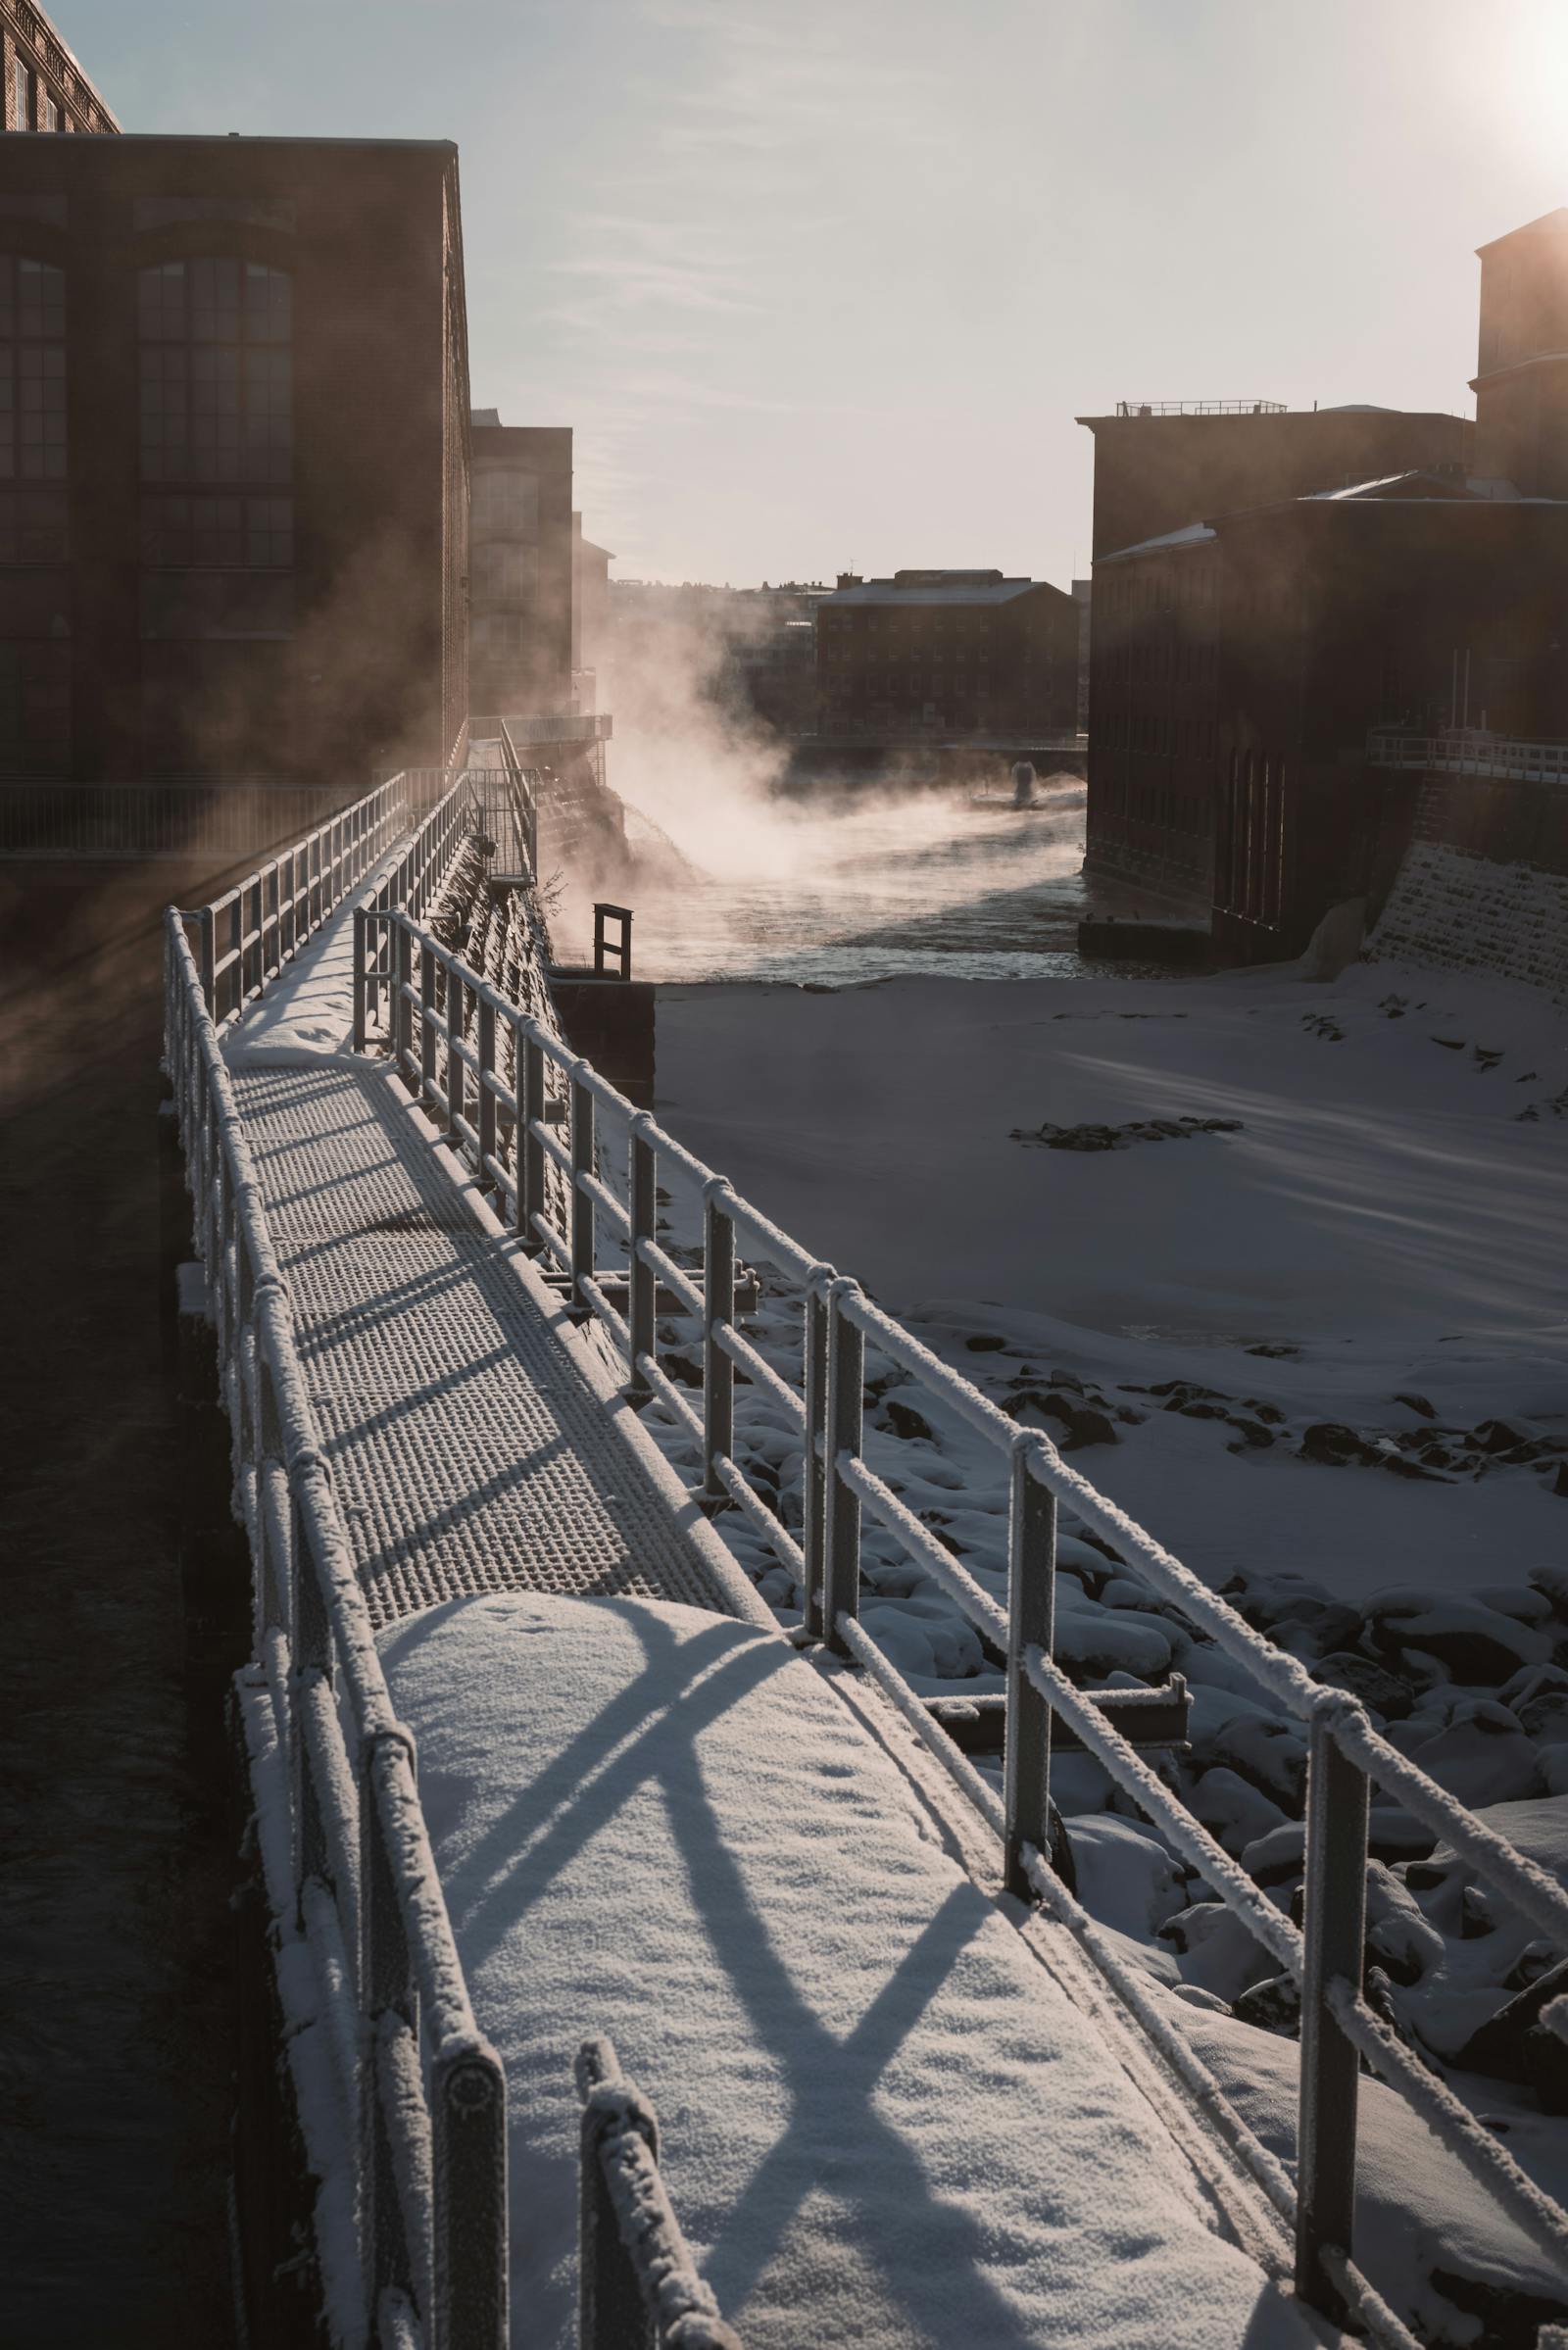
[655,957,1568,1611]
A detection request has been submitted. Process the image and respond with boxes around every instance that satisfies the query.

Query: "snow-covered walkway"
[384,1589,1331,2350]
[220,884,763,1629]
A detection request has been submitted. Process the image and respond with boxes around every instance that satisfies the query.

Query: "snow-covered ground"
[655,956,1568,1611]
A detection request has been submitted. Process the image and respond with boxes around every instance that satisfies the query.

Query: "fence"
[1114,399,1287,417]
[164,907,508,2350]
[1368,730,1568,785]
[364,898,1568,2346]
[0,779,357,861]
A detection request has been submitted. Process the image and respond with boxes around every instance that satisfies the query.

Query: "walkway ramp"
[383,1588,1327,2350]
[226,1052,759,1628]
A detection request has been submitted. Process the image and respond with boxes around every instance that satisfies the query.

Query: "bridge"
[163,760,1568,2349]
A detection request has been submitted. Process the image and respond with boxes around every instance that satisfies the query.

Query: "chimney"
[836,571,862,591]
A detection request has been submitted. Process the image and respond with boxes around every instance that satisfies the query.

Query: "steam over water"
[558,781,1095,986]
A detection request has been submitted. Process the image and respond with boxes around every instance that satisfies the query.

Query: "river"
[554,778,1097,986]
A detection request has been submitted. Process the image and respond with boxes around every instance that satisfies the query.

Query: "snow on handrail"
[575,2037,743,2350]
[163,907,507,2349]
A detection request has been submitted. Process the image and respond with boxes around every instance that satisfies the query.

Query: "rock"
[1455,1956,1568,2112]
[1225,1417,1276,1450]
[1395,1392,1437,1418]
[1473,1416,1532,1454]
[1178,1400,1229,1421]
[882,1398,935,1444]
[964,1333,1006,1352]
[1231,1973,1301,2035]
[1365,1592,1551,1685]
[1049,1368,1085,1394]
[1299,1420,1379,1466]
[1315,1651,1415,1721]
[1061,1405,1118,1449]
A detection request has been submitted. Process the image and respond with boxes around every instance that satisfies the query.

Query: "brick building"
[4,0,118,138]
[815,568,1079,740]
[1081,213,1568,956]
[0,131,469,782]
[467,412,571,719]
[1076,401,1473,563]
[571,515,612,710]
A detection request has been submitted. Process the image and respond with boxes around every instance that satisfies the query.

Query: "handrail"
[179,772,409,1024]
[163,906,508,2348]
[576,2038,743,2348]
[366,899,1568,2346]
[1366,729,1568,784]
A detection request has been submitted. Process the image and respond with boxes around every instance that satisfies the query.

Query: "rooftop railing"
[1367,729,1568,784]
[1115,400,1287,417]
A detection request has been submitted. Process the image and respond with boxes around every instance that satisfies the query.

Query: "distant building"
[1070,576,1091,731]
[1472,207,1568,498]
[571,516,612,711]
[0,131,468,781]
[1081,210,1568,957]
[4,0,118,136]
[608,577,827,736]
[814,568,1079,740]
[468,414,572,719]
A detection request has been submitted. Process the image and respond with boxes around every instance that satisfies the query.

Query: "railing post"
[570,1065,595,1311]
[353,905,368,1053]
[395,919,414,1074]
[288,1492,332,1909]
[628,1115,657,1401]
[431,2040,509,2350]
[447,972,466,1137]
[420,946,438,1102]
[521,1028,545,1250]
[802,1273,832,1640]
[1004,1435,1057,1902]
[361,1739,418,2327]
[1295,1702,1370,2324]
[577,2042,653,2350]
[199,906,217,1016]
[477,996,497,1182]
[822,1277,863,1659]
[703,1182,735,1500]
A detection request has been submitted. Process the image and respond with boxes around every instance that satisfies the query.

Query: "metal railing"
[164,909,508,2350]
[576,2039,743,2349]
[467,712,614,745]
[0,779,357,861]
[182,775,408,1025]
[366,900,1568,2346]
[1367,730,1568,784]
[1115,399,1287,417]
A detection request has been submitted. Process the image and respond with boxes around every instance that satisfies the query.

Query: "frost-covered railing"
[365,903,1568,2349]
[1367,730,1568,784]
[184,774,409,1025]
[576,2039,743,2350]
[163,909,509,2350]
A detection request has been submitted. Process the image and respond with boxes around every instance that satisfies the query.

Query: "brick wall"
[1367,836,1568,1002]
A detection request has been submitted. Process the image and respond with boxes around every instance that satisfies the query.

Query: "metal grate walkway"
[230,1058,743,1629]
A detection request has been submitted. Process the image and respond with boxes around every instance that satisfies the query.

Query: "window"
[474,542,536,601]
[38,86,59,133]
[0,258,67,483]
[476,469,538,536]
[140,494,293,568]
[138,260,292,488]
[13,61,32,129]
[0,640,69,771]
[473,612,527,656]
[0,486,67,562]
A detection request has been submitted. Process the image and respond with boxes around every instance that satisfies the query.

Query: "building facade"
[4,0,118,138]
[1472,207,1568,500]
[467,413,571,720]
[1082,213,1568,952]
[815,568,1079,740]
[571,517,612,711]
[0,132,469,782]
[1076,402,1473,563]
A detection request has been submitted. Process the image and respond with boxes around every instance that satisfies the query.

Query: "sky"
[60,0,1568,588]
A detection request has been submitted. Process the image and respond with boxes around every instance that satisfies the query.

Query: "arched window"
[138,259,292,564]
[0,255,67,483]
